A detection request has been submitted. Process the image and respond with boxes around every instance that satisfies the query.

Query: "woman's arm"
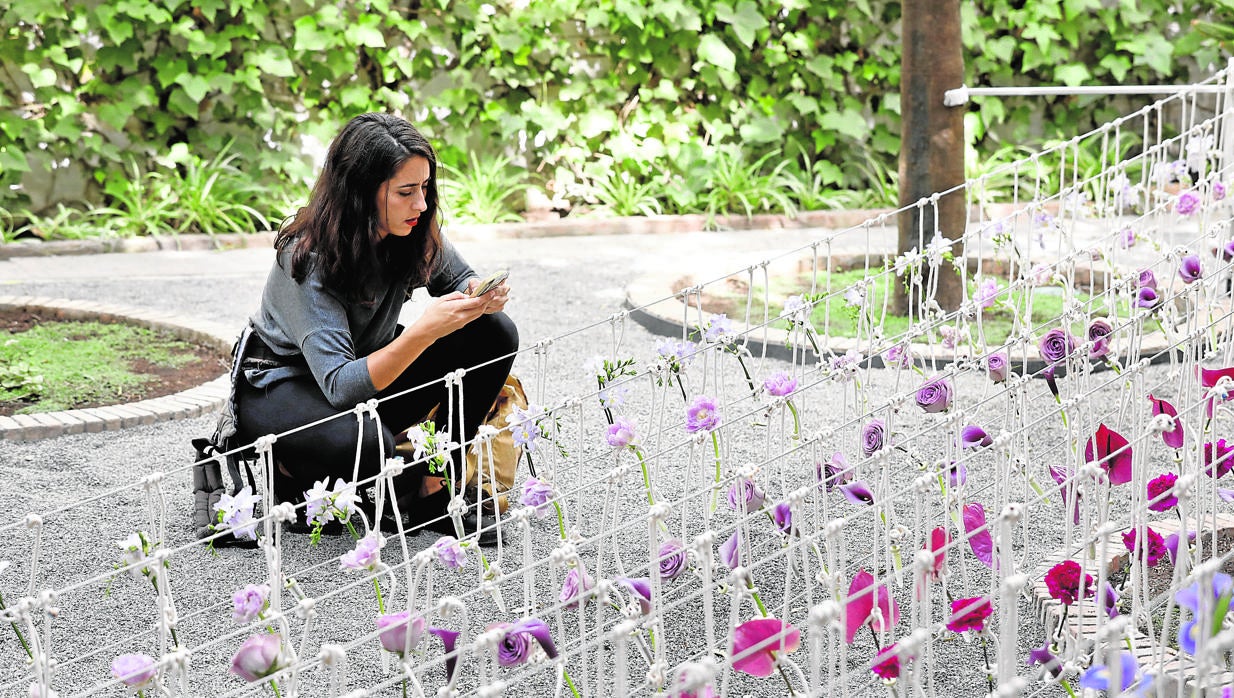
[365,291,489,391]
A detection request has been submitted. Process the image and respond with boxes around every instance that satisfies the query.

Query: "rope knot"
[318,643,346,667]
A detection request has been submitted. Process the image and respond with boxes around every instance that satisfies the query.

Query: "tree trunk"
[895,0,966,315]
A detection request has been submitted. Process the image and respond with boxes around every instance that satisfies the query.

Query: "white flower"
[304,478,333,525]
[214,486,261,540]
[404,425,430,461]
[328,479,360,522]
[117,531,152,578]
[925,235,951,266]
[843,285,866,308]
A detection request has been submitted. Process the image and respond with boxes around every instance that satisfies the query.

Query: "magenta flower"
[605,417,637,448]
[871,644,901,679]
[1179,253,1203,284]
[1138,268,1158,290]
[685,396,721,433]
[1048,464,1081,525]
[1100,581,1121,619]
[492,617,557,667]
[1146,473,1178,512]
[1038,328,1076,365]
[945,596,993,633]
[1136,286,1160,309]
[816,451,854,491]
[658,539,688,580]
[1220,239,1234,262]
[232,584,270,624]
[1147,394,1184,448]
[1122,527,1167,567]
[844,569,899,644]
[985,352,1009,383]
[559,564,594,610]
[1044,560,1092,606]
[1177,189,1201,216]
[731,617,800,677]
[719,531,742,569]
[1204,439,1234,478]
[726,478,765,512]
[339,531,383,571]
[962,503,994,569]
[377,611,426,656]
[960,424,993,449]
[615,577,652,615]
[771,501,792,534]
[1084,423,1133,485]
[860,419,887,457]
[229,633,286,683]
[1087,319,1113,360]
[945,460,967,487]
[110,653,157,689]
[1199,365,1234,417]
[432,535,468,569]
[519,477,555,518]
[915,376,954,413]
[923,527,949,582]
[1214,181,1228,201]
[839,480,875,506]
[1028,643,1063,679]
[762,372,797,397]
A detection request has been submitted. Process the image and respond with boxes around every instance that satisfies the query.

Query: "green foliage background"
[0,0,1224,220]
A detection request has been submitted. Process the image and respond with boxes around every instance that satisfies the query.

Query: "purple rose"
[1086,319,1113,360]
[1177,190,1200,216]
[559,565,594,609]
[861,420,887,457]
[960,425,992,449]
[111,654,157,689]
[1137,269,1157,290]
[1136,286,1160,309]
[974,277,999,309]
[985,352,1009,383]
[915,377,954,413]
[685,396,721,433]
[1038,328,1076,365]
[605,417,637,448]
[658,539,688,580]
[230,633,286,682]
[1178,254,1203,284]
[762,372,797,397]
[726,478,765,512]
[377,611,426,656]
[494,618,557,667]
[232,583,270,624]
[772,501,793,534]
[816,451,854,491]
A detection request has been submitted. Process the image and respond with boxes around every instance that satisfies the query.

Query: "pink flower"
[844,569,899,644]
[1213,181,1227,201]
[1044,560,1092,606]
[229,633,286,683]
[985,352,1009,383]
[762,372,797,397]
[559,564,595,609]
[1204,439,1234,478]
[974,277,999,309]
[1147,395,1184,449]
[731,618,800,677]
[110,653,157,689]
[1138,268,1158,290]
[377,611,426,656]
[685,396,720,433]
[1084,423,1133,485]
[720,531,741,569]
[339,532,383,571]
[1048,464,1081,525]
[959,424,992,449]
[1121,527,1167,567]
[871,644,901,679]
[946,596,993,633]
[1146,473,1178,512]
[232,583,270,624]
[923,527,949,582]
[1177,190,1201,216]
[962,503,994,569]
[605,417,637,448]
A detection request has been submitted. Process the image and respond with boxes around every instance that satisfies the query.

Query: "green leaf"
[175,74,211,103]
[293,16,331,52]
[345,14,386,48]
[738,114,783,144]
[21,64,57,90]
[697,34,736,72]
[578,110,617,139]
[821,110,868,139]
[1099,53,1131,82]
[249,47,295,77]
[1053,63,1091,87]
[167,87,199,117]
[0,146,30,173]
[714,0,768,49]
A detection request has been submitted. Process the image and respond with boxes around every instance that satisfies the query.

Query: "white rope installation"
[5,69,1234,697]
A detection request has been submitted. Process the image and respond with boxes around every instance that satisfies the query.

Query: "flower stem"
[345,520,360,541]
[632,445,654,505]
[552,501,566,540]
[867,624,881,652]
[804,327,822,356]
[0,592,32,658]
[270,679,282,698]
[980,635,994,694]
[732,351,756,394]
[403,678,408,698]
[374,577,385,615]
[786,400,801,440]
[748,580,768,617]
[563,667,581,698]
[778,664,797,696]
[709,431,723,512]
[1061,679,1078,698]
[674,374,688,403]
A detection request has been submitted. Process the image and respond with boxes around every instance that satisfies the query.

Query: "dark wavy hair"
[276,113,441,298]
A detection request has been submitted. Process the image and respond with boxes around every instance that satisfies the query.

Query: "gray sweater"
[246,237,476,409]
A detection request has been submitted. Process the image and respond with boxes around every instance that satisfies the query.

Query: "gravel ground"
[0,228,1210,697]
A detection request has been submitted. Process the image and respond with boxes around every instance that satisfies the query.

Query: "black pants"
[235,313,518,505]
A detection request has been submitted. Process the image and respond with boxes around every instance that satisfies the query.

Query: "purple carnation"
[1214,181,1227,201]
[1087,319,1113,360]
[985,353,1009,383]
[1179,254,1203,284]
[726,478,765,512]
[1136,286,1160,309]
[432,536,468,569]
[658,539,688,579]
[1038,328,1076,364]
[685,396,721,433]
[1177,190,1200,216]
[915,377,954,413]
[861,420,887,457]
[762,372,797,397]
[519,478,555,518]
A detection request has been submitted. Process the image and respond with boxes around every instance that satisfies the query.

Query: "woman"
[218,113,517,545]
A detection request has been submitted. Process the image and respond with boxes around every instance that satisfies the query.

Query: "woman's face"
[375,155,431,239]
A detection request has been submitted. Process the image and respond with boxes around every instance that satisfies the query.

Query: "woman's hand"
[414,292,489,341]
[465,277,510,314]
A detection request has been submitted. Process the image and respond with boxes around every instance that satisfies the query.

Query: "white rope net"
[5,68,1234,698]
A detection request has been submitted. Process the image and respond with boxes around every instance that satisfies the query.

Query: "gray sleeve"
[266,264,377,409]
[426,235,477,296]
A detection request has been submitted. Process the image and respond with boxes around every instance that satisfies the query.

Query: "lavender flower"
[704,313,734,342]
[377,611,425,656]
[559,565,594,609]
[1079,651,1150,693]
[605,417,637,448]
[945,460,968,487]
[110,653,157,689]
[1136,286,1160,309]
[974,277,999,309]
[839,480,875,506]
[519,478,555,518]
[1214,181,1228,201]
[884,344,912,369]
[685,396,721,433]
[960,425,993,449]
[494,618,557,667]
[816,451,854,491]
[719,531,742,569]
[939,325,957,349]
[1177,190,1200,216]
[432,536,468,569]
[1087,319,1113,359]
[658,539,688,580]
[229,633,286,683]
[655,338,697,366]
[1028,263,1053,286]
[860,420,887,457]
[726,478,765,512]
[1027,643,1063,679]
[915,376,954,413]
[1220,240,1234,262]
[1038,328,1076,365]
[214,486,261,541]
[339,532,383,572]
[615,577,653,615]
[1118,227,1136,248]
[232,584,270,624]
[1138,268,1157,290]
[762,372,797,397]
[117,531,153,579]
[1179,254,1203,284]
[772,501,793,534]
[985,352,1009,383]
[829,349,863,379]
[782,295,810,324]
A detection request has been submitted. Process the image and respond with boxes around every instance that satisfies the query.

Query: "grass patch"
[1,319,206,414]
[715,268,1123,345]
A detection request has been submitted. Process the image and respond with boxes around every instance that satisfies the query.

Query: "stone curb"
[1029,514,1234,695]
[0,209,893,259]
[0,296,233,442]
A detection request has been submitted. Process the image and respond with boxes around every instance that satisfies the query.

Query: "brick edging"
[0,296,234,441]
